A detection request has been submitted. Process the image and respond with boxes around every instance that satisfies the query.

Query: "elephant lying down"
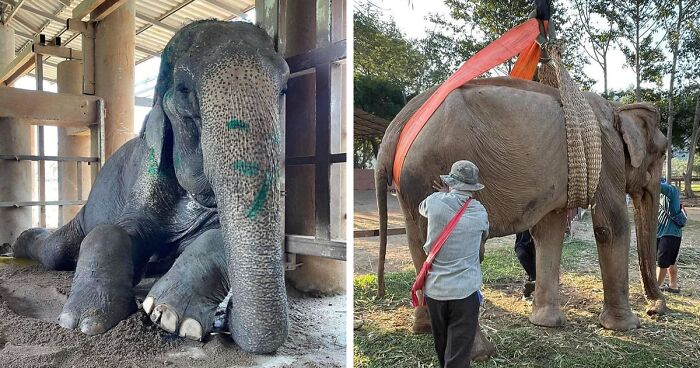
[13,20,289,354]
[375,77,667,360]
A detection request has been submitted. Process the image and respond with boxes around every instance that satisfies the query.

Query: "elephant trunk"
[631,177,666,315]
[199,59,287,353]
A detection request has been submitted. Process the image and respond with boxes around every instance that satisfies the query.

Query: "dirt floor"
[354,189,700,367]
[0,259,346,368]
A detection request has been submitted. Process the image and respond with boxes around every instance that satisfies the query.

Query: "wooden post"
[93,0,135,158]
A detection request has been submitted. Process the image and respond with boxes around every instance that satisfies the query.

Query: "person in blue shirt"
[420,160,489,368]
[657,178,686,293]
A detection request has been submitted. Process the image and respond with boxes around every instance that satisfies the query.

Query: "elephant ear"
[617,103,660,168]
[142,99,169,169]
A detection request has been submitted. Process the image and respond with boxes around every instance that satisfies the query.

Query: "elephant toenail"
[58,312,78,330]
[143,296,155,314]
[179,318,203,340]
[161,309,179,333]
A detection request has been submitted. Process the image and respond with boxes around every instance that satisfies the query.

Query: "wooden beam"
[72,0,107,20]
[0,45,34,85]
[135,44,159,57]
[90,0,129,22]
[0,88,101,127]
[33,44,82,60]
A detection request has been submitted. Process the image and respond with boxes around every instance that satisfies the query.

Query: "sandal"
[660,285,681,293]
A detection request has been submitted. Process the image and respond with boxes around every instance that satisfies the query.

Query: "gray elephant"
[12,20,288,354]
[375,77,667,359]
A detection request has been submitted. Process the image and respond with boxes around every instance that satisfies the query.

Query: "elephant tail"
[375,163,389,298]
[373,86,438,298]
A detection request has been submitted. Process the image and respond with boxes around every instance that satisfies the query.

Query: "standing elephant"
[12,20,289,354]
[375,77,667,359]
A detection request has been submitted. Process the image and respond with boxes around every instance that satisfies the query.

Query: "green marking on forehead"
[232,160,259,177]
[247,173,273,219]
[227,119,249,131]
[174,152,182,168]
[146,147,159,175]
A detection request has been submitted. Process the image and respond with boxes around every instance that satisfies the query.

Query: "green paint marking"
[247,173,273,219]
[227,119,249,131]
[232,160,260,177]
[147,147,159,175]
[174,152,182,169]
[268,131,281,146]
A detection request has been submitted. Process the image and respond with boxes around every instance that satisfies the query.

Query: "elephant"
[375,77,667,360]
[11,20,289,354]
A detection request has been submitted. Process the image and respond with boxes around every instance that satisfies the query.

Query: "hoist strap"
[392,18,541,189]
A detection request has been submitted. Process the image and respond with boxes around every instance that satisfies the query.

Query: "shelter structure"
[0,0,346,283]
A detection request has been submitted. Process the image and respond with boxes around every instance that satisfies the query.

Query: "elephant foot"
[412,306,432,334]
[529,305,566,327]
[470,326,495,362]
[645,299,667,316]
[144,230,229,340]
[599,307,640,331]
[58,225,137,334]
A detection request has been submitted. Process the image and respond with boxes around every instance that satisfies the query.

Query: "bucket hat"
[440,160,485,191]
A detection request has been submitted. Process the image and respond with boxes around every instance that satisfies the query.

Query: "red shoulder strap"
[392,18,541,189]
[411,198,473,307]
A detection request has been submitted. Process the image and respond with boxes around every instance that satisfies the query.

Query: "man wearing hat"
[419,160,489,368]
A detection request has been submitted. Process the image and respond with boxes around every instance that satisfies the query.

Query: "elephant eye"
[176,83,190,94]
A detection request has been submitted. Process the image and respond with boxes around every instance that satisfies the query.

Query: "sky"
[363,0,664,95]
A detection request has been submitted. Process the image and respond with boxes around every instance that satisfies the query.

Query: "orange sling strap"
[392,18,543,189]
[411,197,473,307]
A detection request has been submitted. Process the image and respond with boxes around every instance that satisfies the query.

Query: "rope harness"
[539,41,602,208]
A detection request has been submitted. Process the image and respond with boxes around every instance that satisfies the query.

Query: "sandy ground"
[0,259,346,368]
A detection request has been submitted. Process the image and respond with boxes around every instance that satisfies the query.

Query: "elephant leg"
[592,193,640,331]
[405,213,431,334]
[143,229,229,340]
[12,218,85,270]
[529,210,567,327]
[58,224,138,334]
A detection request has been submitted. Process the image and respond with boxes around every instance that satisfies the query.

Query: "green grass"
[354,238,700,368]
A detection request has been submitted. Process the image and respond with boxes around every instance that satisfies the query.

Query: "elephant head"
[617,102,667,313]
[141,20,289,353]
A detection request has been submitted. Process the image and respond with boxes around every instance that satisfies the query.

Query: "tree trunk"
[634,2,641,102]
[684,96,700,198]
[666,0,682,182]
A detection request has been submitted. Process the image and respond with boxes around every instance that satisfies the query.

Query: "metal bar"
[76,161,83,201]
[20,4,64,23]
[134,11,178,33]
[285,40,346,74]
[285,235,346,261]
[0,200,87,208]
[35,53,46,228]
[314,63,332,241]
[58,161,64,226]
[0,155,98,162]
[354,228,407,238]
[4,0,26,24]
[201,0,245,16]
[286,153,346,166]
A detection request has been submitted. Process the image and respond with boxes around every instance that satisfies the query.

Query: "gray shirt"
[419,190,489,301]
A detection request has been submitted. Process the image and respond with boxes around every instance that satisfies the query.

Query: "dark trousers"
[515,230,536,281]
[425,292,480,368]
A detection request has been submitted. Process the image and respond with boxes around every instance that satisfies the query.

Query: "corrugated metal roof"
[2,0,255,81]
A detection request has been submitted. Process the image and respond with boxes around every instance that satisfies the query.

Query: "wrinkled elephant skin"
[13,21,289,354]
[375,77,667,360]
